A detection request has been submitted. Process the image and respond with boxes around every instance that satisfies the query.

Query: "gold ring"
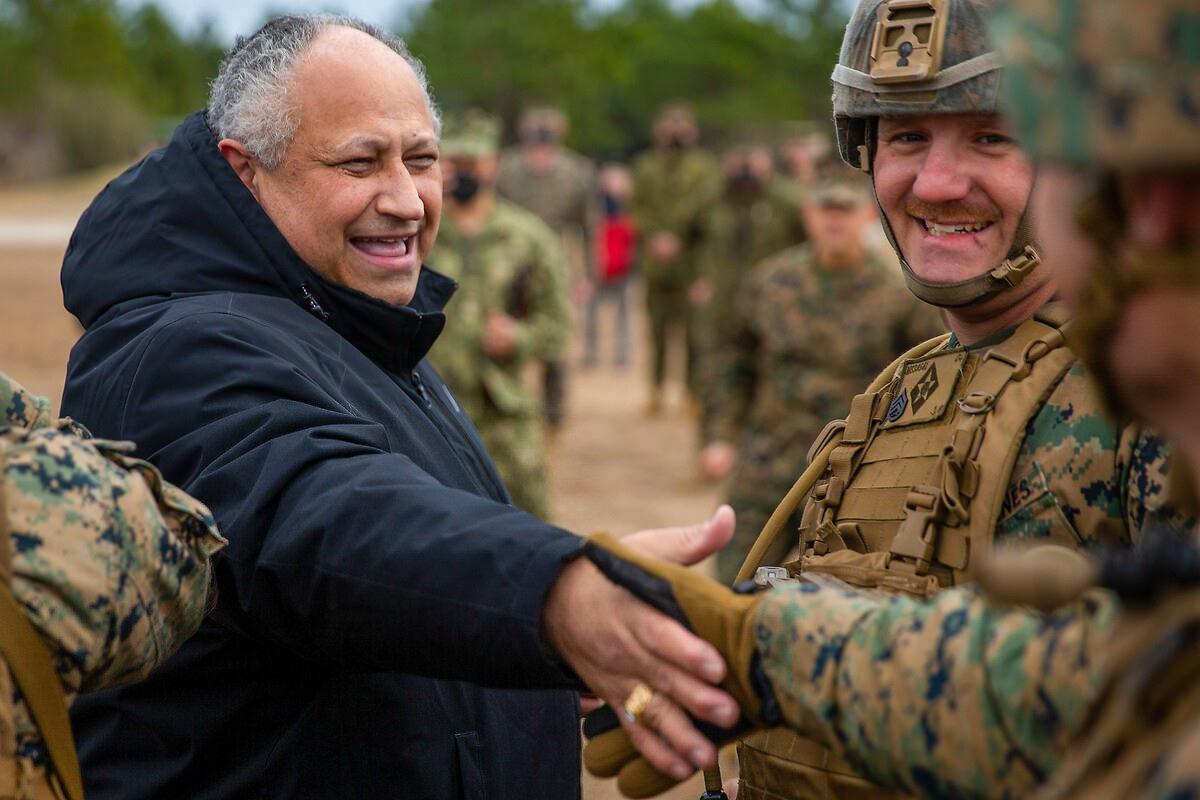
[621,682,654,723]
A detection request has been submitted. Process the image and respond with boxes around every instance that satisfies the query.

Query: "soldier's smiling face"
[873,113,1034,286]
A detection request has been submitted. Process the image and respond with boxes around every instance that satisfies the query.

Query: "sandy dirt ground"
[0,171,738,799]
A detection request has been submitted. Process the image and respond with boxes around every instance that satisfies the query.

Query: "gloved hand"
[579,532,781,798]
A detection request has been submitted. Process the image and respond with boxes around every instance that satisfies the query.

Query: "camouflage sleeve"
[4,427,226,700]
[512,223,571,363]
[0,371,54,431]
[703,269,760,445]
[754,577,1119,798]
[1122,426,1194,536]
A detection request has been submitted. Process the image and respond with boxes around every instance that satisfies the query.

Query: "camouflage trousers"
[477,406,550,521]
[644,281,696,392]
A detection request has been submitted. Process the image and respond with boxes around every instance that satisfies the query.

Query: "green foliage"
[0,0,848,174]
[0,0,224,174]
[403,0,847,158]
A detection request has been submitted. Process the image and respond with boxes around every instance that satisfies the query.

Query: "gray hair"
[208,14,441,170]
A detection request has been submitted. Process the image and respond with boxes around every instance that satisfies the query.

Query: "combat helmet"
[832,0,1041,307]
[991,0,1200,416]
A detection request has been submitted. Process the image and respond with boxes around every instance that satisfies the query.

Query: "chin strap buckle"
[990,245,1041,288]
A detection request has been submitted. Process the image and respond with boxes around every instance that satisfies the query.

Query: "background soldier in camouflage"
[0,370,224,797]
[700,175,940,584]
[631,104,721,414]
[428,111,570,520]
[497,106,596,440]
[690,142,807,441]
[579,0,1196,797]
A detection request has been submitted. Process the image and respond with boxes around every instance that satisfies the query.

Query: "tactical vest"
[738,305,1078,800]
[0,448,84,800]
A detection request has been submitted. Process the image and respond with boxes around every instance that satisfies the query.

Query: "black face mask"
[450,172,481,204]
[729,166,761,194]
[524,126,555,145]
[664,135,687,151]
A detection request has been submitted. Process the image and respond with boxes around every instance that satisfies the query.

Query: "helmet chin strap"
[864,131,1044,309]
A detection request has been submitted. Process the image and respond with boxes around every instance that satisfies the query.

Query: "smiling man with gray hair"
[58,14,742,799]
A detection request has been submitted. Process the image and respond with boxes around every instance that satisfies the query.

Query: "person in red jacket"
[585,163,637,368]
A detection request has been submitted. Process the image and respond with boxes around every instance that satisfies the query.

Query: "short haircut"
[208,14,440,170]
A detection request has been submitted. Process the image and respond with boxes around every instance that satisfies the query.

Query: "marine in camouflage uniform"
[496,106,595,436]
[692,143,807,437]
[579,1,1197,798]
[630,105,721,409]
[0,371,224,798]
[428,111,570,520]
[705,179,939,584]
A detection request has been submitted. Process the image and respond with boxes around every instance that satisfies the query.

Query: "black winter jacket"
[60,111,584,799]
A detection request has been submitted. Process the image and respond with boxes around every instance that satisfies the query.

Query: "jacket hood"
[61,111,455,373]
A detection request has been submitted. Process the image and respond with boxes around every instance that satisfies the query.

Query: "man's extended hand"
[482,312,520,359]
[576,525,780,798]
[699,441,738,482]
[542,507,741,781]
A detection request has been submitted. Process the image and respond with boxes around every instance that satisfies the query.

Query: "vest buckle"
[891,485,943,574]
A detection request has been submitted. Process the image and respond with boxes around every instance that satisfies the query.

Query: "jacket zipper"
[404,367,510,502]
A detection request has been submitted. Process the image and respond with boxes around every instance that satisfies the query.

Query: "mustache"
[905,199,1000,224]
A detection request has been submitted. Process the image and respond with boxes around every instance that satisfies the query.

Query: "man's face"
[1034,167,1200,426]
[653,117,697,150]
[802,199,868,265]
[238,27,442,306]
[442,153,498,206]
[874,114,1034,284]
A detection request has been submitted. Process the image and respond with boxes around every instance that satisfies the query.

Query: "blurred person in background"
[631,103,721,415]
[584,162,637,369]
[779,130,831,188]
[692,142,808,449]
[700,170,939,584]
[428,110,570,521]
[497,105,595,444]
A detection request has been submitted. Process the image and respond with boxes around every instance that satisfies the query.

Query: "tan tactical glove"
[579,532,780,798]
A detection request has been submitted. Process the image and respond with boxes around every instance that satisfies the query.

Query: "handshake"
[566,524,783,798]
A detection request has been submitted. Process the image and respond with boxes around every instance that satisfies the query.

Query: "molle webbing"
[799,306,1075,584]
[0,451,84,800]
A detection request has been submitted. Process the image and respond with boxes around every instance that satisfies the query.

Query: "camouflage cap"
[993,0,1200,170]
[809,180,869,209]
[833,0,1005,170]
[440,109,501,158]
[518,106,568,142]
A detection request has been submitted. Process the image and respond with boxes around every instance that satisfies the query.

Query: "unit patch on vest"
[909,363,939,413]
[880,350,968,429]
[886,390,909,422]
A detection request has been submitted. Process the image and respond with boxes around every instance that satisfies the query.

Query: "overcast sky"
[120,0,764,42]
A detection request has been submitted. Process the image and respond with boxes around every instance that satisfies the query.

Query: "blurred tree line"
[0,0,223,177]
[404,0,846,157]
[0,0,845,180]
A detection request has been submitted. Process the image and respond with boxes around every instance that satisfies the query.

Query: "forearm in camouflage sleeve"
[512,235,571,363]
[3,424,225,763]
[1,372,54,431]
[753,578,1120,798]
